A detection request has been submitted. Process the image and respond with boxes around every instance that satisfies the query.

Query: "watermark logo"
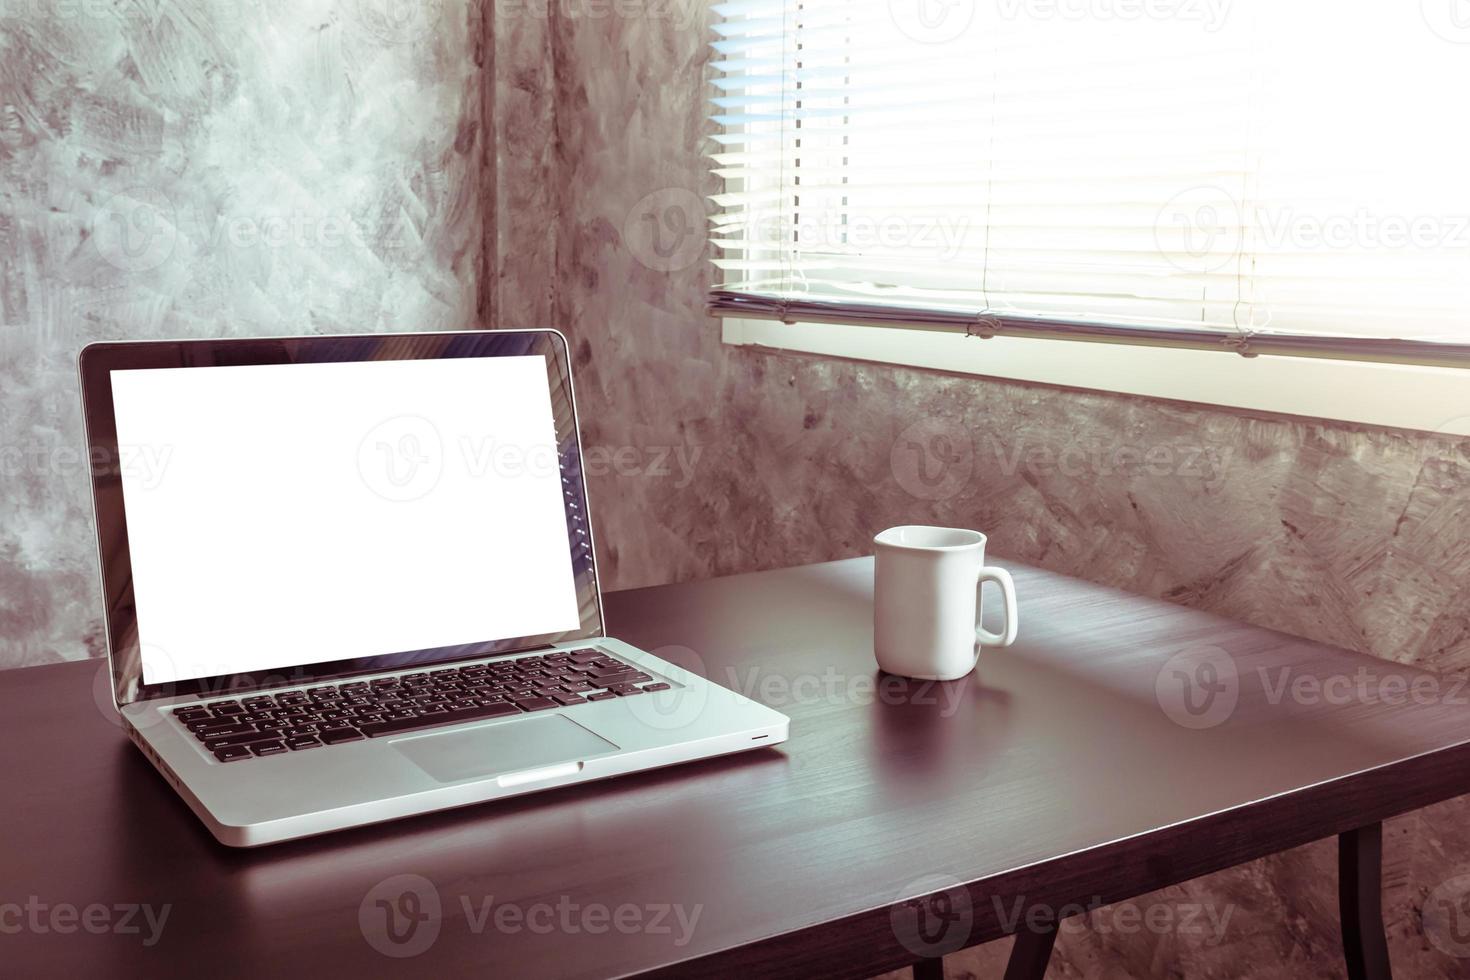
[93,656,161,732]
[1425,873,1470,957]
[889,0,977,44]
[92,186,178,274]
[1422,0,1470,43]
[356,0,443,43]
[1155,644,1238,729]
[1158,187,1470,271]
[891,417,973,501]
[1433,413,1470,442]
[624,646,712,732]
[622,187,706,272]
[358,416,444,503]
[1155,185,1244,273]
[358,877,701,956]
[360,874,442,958]
[93,644,201,728]
[891,874,973,958]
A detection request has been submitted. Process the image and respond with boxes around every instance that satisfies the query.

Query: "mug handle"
[976,566,1018,648]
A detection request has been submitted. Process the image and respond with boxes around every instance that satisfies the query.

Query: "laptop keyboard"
[171,649,672,763]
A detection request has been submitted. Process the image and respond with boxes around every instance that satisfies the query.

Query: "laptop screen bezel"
[79,329,605,708]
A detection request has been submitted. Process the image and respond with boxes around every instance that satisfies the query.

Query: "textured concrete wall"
[0,0,486,667]
[507,4,1470,979]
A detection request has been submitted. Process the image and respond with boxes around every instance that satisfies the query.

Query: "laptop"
[79,329,789,847]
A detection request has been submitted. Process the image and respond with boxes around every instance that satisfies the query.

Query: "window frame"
[711,5,1470,435]
[720,316,1470,436]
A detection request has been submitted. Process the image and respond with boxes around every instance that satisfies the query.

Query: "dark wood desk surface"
[6,558,1470,979]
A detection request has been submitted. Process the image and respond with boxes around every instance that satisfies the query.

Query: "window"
[710,0,1470,404]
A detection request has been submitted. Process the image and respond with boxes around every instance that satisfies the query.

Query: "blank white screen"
[110,356,582,685]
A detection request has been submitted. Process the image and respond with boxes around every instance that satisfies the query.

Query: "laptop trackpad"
[391,715,620,785]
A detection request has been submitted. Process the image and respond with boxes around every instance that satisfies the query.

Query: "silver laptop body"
[80,329,788,847]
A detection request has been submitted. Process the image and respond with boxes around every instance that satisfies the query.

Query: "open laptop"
[79,329,788,847]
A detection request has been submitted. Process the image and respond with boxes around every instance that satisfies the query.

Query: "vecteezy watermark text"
[359,875,700,958]
[0,897,171,947]
[495,0,702,30]
[0,443,172,490]
[1156,645,1470,730]
[994,894,1234,945]
[890,417,1233,502]
[1259,666,1470,709]
[358,416,703,502]
[723,664,971,717]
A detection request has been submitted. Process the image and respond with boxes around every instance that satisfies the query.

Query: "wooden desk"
[4,558,1470,979]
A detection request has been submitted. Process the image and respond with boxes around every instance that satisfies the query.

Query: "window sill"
[721,317,1470,437]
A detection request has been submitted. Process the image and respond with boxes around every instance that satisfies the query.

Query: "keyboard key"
[587,672,648,689]
[203,731,280,750]
[178,653,646,753]
[359,701,522,737]
[512,697,559,712]
[191,721,256,737]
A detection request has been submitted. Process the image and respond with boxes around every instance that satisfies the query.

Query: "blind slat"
[711,0,1470,354]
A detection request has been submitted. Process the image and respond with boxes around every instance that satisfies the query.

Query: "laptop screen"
[109,354,584,686]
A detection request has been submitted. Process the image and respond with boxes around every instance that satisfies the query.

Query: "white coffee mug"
[873,526,1019,680]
